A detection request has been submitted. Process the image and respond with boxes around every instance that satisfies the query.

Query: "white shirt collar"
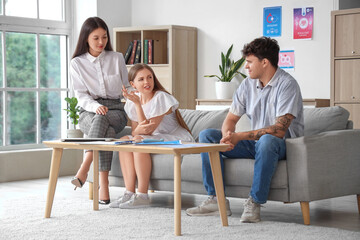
[86,50,106,63]
[267,67,280,87]
[256,67,281,89]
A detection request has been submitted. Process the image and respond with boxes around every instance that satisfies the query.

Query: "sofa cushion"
[179,108,229,141]
[304,106,350,136]
[181,154,288,189]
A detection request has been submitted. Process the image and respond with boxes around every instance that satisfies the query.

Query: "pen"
[142,139,164,143]
[114,140,134,145]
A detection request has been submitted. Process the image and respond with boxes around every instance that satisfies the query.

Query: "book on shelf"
[124,41,133,64]
[134,39,141,64]
[148,39,154,64]
[143,39,149,64]
[129,39,138,64]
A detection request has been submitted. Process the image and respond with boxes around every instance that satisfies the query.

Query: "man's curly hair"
[242,37,280,68]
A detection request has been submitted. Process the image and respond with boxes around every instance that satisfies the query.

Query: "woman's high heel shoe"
[99,199,110,205]
[99,186,110,204]
[71,177,84,190]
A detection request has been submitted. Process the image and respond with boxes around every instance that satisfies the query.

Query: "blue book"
[135,140,182,145]
[114,138,165,145]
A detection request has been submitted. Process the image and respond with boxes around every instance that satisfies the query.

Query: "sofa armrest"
[285,129,360,202]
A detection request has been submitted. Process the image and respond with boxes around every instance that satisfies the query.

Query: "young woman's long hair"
[128,63,192,134]
[72,17,113,59]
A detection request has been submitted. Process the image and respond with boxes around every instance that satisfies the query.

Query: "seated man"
[186,37,304,223]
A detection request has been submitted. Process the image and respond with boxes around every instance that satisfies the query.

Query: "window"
[0,0,71,150]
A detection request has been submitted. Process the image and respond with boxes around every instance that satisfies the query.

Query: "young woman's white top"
[70,50,129,113]
[124,91,194,142]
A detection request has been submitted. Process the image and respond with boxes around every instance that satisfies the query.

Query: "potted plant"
[205,44,247,99]
[63,97,83,138]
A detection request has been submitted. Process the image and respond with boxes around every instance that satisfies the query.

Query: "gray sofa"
[89,106,360,224]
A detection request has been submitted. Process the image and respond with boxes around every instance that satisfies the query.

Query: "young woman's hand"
[122,85,140,105]
[96,105,108,115]
[135,120,156,135]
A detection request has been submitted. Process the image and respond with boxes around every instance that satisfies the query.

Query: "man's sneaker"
[109,191,134,208]
[186,196,232,216]
[240,196,261,223]
[118,193,150,209]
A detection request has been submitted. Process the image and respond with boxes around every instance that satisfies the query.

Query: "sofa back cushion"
[179,106,349,140]
[179,108,228,141]
[304,106,350,136]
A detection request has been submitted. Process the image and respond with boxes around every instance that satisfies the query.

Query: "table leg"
[45,148,63,218]
[174,153,182,236]
[93,150,99,210]
[209,151,229,226]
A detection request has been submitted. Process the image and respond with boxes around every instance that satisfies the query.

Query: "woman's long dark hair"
[72,17,113,59]
[128,64,192,135]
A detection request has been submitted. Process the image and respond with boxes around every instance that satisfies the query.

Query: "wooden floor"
[1,176,359,232]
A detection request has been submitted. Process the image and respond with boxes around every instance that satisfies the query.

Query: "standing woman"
[69,17,129,204]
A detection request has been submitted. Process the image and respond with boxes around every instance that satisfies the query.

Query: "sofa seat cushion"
[224,158,288,189]
[304,106,349,136]
[180,154,289,189]
[151,154,176,180]
[181,154,204,181]
[111,153,191,180]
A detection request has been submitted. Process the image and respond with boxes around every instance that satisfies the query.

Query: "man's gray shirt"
[230,68,304,138]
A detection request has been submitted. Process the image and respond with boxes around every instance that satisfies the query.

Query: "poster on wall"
[278,50,295,70]
[293,7,314,40]
[263,6,282,37]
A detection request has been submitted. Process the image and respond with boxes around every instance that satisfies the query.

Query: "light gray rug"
[1,198,359,239]
[0,179,359,239]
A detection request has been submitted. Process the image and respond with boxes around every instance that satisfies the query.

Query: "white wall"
[72,0,131,55]
[130,0,337,99]
[71,0,97,55]
[97,0,132,42]
[73,0,337,99]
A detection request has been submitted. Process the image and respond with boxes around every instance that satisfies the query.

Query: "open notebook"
[60,138,115,142]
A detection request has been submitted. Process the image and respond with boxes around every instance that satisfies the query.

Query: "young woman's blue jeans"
[200,128,286,204]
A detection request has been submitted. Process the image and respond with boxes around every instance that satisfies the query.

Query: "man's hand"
[220,130,236,152]
[96,105,108,115]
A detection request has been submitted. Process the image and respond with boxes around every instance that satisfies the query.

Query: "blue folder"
[135,140,182,145]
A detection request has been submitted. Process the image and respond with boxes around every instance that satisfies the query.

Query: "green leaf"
[204,74,219,78]
[225,44,233,60]
[219,65,224,76]
[204,45,247,82]
[240,72,247,79]
[238,57,246,67]
[63,97,80,126]
[221,52,226,70]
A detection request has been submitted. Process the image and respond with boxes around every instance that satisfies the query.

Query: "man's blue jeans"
[200,128,286,204]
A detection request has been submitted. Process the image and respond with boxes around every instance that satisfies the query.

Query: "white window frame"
[0,0,72,151]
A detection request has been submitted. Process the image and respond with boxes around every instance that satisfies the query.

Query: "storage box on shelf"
[113,25,197,109]
[331,8,360,128]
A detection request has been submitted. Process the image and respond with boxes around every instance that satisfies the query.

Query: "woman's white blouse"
[70,50,130,112]
[125,91,194,142]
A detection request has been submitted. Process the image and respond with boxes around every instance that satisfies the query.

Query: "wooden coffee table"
[43,140,229,236]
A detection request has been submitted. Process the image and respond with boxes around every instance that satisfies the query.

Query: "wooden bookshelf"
[331,8,360,129]
[113,25,198,109]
